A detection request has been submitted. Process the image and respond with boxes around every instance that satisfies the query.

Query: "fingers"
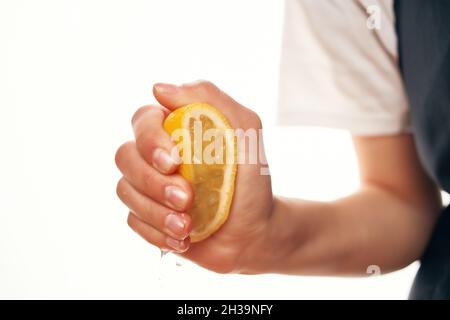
[119,102,195,253]
[115,141,194,212]
[117,177,191,240]
[132,105,178,174]
[127,213,190,252]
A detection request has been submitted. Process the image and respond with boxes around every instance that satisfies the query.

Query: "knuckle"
[198,79,214,90]
[116,178,124,198]
[131,105,150,126]
[127,213,135,229]
[115,141,134,168]
[154,106,166,118]
[191,80,218,94]
[247,109,262,128]
[132,105,164,127]
[116,178,128,201]
[145,106,165,121]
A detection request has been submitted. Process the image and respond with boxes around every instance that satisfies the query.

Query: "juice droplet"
[175,257,184,267]
[160,249,169,260]
[157,249,170,285]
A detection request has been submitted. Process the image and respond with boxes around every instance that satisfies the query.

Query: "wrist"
[234,196,332,275]
[234,196,285,274]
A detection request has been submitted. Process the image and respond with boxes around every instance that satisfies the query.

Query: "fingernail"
[166,237,188,252]
[154,83,178,94]
[153,148,176,173]
[165,213,187,238]
[165,186,188,210]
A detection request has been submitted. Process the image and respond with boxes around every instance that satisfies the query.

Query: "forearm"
[239,186,441,275]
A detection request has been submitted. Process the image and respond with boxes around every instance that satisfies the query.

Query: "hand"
[115,81,273,273]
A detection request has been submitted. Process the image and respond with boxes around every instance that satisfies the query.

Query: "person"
[115,0,450,299]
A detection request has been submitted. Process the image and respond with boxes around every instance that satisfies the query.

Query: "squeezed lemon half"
[163,103,237,242]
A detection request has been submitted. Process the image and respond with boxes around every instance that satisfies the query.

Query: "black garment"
[395,0,450,299]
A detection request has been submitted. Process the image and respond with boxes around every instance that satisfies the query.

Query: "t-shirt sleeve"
[278,0,410,135]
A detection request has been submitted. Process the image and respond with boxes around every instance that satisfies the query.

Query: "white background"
[0,0,420,299]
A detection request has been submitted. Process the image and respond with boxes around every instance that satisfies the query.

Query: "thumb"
[153,80,242,120]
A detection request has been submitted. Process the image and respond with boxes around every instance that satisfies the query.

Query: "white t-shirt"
[278,0,410,135]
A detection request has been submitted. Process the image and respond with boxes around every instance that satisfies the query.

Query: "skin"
[115,80,442,275]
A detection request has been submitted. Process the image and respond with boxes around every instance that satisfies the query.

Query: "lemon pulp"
[163,103,237,242]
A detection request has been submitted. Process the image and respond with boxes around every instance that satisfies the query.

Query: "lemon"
[163,103,237,242]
